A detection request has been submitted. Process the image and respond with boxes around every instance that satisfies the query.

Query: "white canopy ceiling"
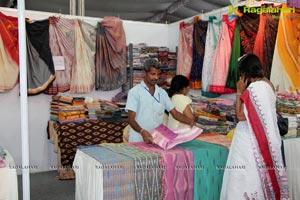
[0,0,232,23]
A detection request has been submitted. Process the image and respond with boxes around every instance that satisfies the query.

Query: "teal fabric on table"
[178,140,229,200]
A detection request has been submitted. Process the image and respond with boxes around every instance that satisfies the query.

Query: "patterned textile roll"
[178,140,228,200]
[26,19,55,95]
[78,145,135,200]
[190,20,208,90]
[0,12,18,65]
[130,142,194,200]
[176,21,194,78]
[45,17,75,95]
[70,19,96,93]
[102,143,162,200]
[95,17,127,91]
[0,34,18,92]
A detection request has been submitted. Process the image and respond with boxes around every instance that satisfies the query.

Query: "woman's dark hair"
[168,75,189,97]
[238,54,264,79]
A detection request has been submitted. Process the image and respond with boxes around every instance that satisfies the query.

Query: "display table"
[48,120,128,179]
[283,136,300,200]
[73,140,229,200]
[0,149,18,200]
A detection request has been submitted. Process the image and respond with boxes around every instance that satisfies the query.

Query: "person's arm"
[169,108,195,126]
[236,76,247,121]
[127,110,153,143]
[183,104,197,121]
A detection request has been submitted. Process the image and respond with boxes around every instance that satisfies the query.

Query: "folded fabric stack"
[74,140,228,200]
[86,101,101,120]
[168,52,177,67]
[192,97,236,134]
[58,105,86,124]
[158,47,169,66]
[50,95,74,121]
[277,93,300,137]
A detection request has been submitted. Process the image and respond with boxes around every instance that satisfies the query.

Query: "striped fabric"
[46,17,75,95]
[78,145,135,200]
[178,140,228,200]
[102,143,162,200]
[70,19,96,93]
[130,142,194,200]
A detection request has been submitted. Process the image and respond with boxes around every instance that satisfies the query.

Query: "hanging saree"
[45,17,75,95]
[189,20,208,90]
[70,20,96,93]
[0,12,18,65]
[176,21,194,78]
[209,15,236,94]
[26,19,55,95]
[221,81,289,200]
[270,4,300,93]
[225,20,240,89]
[95,17,127,91]
[0,35,18,92]
[239,10,260,55]
[253,7,280,79]
[201,16,222,97]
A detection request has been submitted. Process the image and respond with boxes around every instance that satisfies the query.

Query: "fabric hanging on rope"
[95,17,127,91]
[45,17,75,95]
[70,19,96,93]
[209,15,236,94]
[201,16,222,98]
[189,19,208,90]
[253,6,279,79]
[130,142,194,200]
[225,21,240,89]
[26,19,55,95]
[270,4,300,93]
[176,21,194,78]
[0,35,19,92]
[0,12,18,65]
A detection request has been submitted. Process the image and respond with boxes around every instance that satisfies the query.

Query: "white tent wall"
[0,7,169,173]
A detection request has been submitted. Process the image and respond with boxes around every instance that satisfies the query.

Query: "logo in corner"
[229,5,243,17]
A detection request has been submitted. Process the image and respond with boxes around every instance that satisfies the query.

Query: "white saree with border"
[220,81,289,200]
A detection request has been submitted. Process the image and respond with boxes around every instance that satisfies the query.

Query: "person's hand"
[141,130,153,144]
[236,75,248,94]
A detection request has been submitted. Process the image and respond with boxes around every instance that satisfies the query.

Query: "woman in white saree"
[220,54,289,200]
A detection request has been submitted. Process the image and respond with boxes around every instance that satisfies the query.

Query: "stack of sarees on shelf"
[50,95,86,123]
[191,96,236,134]
[86,101,101,120]
[276,93,300,137]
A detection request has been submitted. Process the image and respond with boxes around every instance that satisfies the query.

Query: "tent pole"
[17,0,30,199]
